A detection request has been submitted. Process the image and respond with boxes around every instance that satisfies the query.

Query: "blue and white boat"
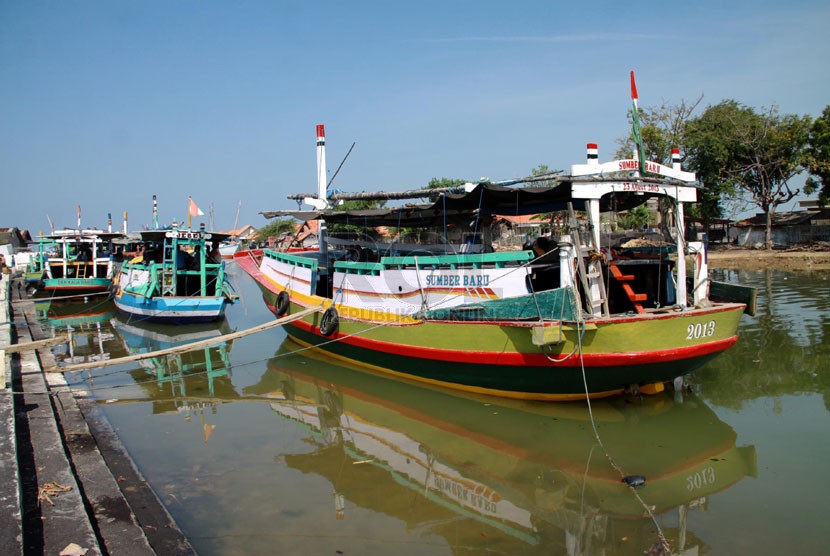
[113,227,238,323]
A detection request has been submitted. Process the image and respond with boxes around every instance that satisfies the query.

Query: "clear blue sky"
[1,0,828,234]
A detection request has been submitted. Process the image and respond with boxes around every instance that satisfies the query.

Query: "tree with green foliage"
[527,165,566,229]
[528,164,561,188]
[254,218,296,243]
[616,97,703,239]
[685,101,811,249]
[615,94,815,249]
[724,104,811,249]
[615,96,702,164]
[425,177,467,202]
[683,100,746,230]
[804,105,830,205]
[618,204,651,231]
[327,198,387,234]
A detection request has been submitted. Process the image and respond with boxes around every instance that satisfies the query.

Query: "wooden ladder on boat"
[161,242,176,296]
[568,203,609,317]
[609,261,647,314]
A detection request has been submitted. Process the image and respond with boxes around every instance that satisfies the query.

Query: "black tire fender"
[319,307,339,336]
[275,290,290,317]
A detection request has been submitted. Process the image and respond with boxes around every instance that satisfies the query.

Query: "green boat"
[113,228,237,324]
[23,236,57,288]
[237,80,755,401]
[41,228,124,296]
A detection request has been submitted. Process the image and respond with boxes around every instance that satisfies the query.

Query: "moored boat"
[218,240,240,259]
[41,228,124,296]
[113,227,238,323]
[23,236,56,288]
[237,84,755,401]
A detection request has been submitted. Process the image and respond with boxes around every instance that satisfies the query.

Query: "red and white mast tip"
[630,70,638,102]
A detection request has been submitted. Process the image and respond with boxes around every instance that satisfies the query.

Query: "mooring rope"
[576,328,673,555]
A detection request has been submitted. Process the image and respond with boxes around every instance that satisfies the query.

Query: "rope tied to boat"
[575,321,674,555]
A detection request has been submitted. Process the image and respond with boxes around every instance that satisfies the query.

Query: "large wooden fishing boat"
[237,83,754,401]
[40,228,124,296]
[113,227,238,323]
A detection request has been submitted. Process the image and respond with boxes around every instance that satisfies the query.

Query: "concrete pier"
[0,274,195,555]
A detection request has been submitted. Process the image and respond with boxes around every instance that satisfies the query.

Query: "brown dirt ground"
[707,246,830,271]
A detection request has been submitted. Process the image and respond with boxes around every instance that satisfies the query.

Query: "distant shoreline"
[707,247,830,271]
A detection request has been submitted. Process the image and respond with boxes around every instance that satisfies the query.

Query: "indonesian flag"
[188,196,204,217]
[630,70,646,175]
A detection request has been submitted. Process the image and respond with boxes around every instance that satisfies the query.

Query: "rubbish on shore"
[38,481,73,505]
[59,543,88,556]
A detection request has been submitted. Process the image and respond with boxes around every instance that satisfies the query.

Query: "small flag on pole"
[77,205,81,228]
[188,196,204,228]
[630,70,646,175]
[188,197,204,217]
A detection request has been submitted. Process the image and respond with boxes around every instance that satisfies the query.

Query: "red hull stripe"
[264,266,313,287]
[290,318,738,367]
[236,255,284,295]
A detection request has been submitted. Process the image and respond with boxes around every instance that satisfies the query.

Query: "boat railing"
[332,261,384,276]
[45,257,111,279]
[333,251,532,276]
[120,260,227,298]
[380,251,532,270]
[262,249,319,271]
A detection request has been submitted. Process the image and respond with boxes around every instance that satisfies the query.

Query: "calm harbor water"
[42,264,830,555]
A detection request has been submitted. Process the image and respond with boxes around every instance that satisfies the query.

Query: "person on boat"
[143,245,160,263]
[531,236,551,258]
[207,242,221,264]
[129,244,145,264]
[187,245,202,270]
[176,246,192,270]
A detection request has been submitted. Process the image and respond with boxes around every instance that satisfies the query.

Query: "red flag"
[630,70,638,100]
[629,70,645,174]
[188,197,204,217]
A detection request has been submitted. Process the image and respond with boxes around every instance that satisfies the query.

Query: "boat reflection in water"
[111,316,236,418]
[247,339,757,555]
[36,297,126,366]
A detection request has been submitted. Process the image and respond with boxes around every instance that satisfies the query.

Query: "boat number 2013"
[686,321,716,340]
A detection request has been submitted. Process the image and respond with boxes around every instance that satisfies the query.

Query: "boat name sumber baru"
[425,274,490,287]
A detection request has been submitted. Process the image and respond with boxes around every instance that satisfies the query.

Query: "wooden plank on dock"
[3,335,68,354]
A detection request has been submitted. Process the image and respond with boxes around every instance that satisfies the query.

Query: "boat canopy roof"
[45,229,125,241]
[133,229,232,244]
[263,174,701,227]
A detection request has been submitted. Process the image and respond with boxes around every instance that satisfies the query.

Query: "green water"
[52,265,830,555]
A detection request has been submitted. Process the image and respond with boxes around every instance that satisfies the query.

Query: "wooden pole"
[3,335,68,354]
